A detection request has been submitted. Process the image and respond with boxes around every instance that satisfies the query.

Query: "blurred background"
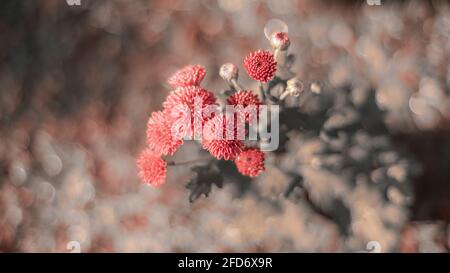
[0,0,450,252]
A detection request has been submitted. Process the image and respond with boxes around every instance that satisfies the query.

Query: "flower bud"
[310,82,321,94]
[219,63,239,82]
[286,78,304,96]
[270,32,290,51]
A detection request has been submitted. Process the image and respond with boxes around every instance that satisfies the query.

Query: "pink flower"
[234,148,265,177]
[243,50,277,83]
[163,86,218,139]
[146,111,183,156]
[136,149,167,186]
[167,64,206,88]
[202,114,244,160]
[226,90,261,123]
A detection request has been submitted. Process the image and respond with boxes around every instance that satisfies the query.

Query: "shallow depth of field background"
[1,0,450,252]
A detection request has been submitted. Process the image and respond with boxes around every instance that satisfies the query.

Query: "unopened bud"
[310,82,321,94]
[286,78,304,96]
[270,32,290,51]
[219,63,239,82]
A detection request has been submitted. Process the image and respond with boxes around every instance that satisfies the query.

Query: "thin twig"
[258,82,265,101]
[231,78,243,91]
[168,157,211,166]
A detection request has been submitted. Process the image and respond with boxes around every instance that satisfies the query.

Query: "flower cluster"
[138,34,284,188]
[138,64,216,186]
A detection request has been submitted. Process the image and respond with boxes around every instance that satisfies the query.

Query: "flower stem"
[260,82,279,104]
[274,48,294,80]
[279,90,290,100]
[167,157,211,166]
[274,48,286,66]
[231,78,243,91]
[258,82,265,101]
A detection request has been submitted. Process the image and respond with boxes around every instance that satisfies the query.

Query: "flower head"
[234,148,265,177]
[227,90,261,106]
[137,149,167,186]
[146,111,183,156]
[163,86,218,139]
[243,50,277,83]
[202,114,244,160]
[163,86,217,115]
[270,32,290,50]
[167,64,206,88]
[226,90,261,123]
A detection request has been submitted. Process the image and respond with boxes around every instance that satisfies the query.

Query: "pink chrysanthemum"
[167,64,206,88]
[146,111,183,156]
[243,50,277,83]
[234,148,265,177]
[226,90,261,123]
[163,86,218,138]
[136,149,167,186]
[202,114,244,160]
